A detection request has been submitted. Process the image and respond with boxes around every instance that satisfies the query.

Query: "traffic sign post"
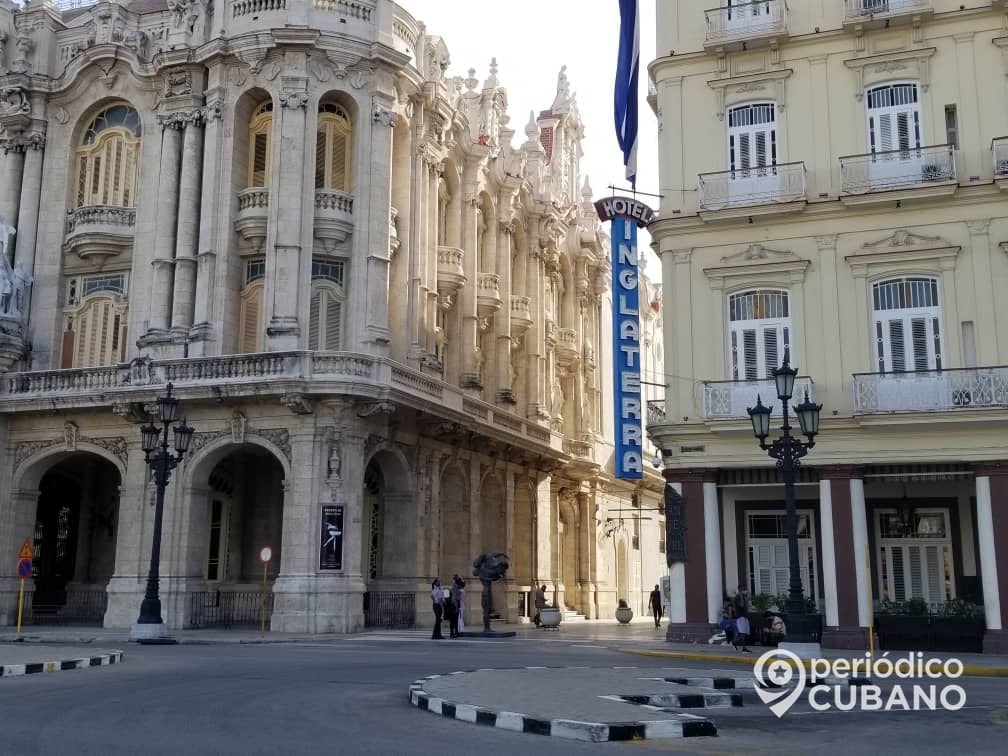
[16,538,33,634]
[259,547,272,637]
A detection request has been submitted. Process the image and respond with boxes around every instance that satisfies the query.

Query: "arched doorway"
[30,453,121,625]
[362,449,417,628]
[187,444,285,629]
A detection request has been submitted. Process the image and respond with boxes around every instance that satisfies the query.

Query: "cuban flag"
[615,0,640,189]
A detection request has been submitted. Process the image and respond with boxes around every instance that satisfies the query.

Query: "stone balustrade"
[476,272,503,316]
[64,205,137,259]
[554,327,579,366]
[436,246,466,295]
[509,295,533,333]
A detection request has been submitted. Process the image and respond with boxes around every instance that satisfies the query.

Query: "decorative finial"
[485,57,499,89]
[525,110,538,139]
[581,175,593,201]
[465,68,478,92]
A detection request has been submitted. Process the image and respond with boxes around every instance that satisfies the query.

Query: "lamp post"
[131,382,194,642]
[746,348,822,645]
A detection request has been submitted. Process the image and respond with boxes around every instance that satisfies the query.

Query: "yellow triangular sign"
[18,538,33,560]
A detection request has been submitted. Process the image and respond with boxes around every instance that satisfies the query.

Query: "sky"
[405,0,660,278]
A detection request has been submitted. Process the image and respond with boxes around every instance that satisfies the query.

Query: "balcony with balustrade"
[703,1,789,54]
[64,205,136,261]
[852,367,1008,416]
[839,145,956,205]
[509,295,533,334]
[993,137,1008,191]
[436,246,466,297]
[235,189,270,251]
[554,328,579,367]
[476,273,503,316]
[703,376,815,420]
[314,189,354,242]
[697,162,806,219]
[842,0,933,32]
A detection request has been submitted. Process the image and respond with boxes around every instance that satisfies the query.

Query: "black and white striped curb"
[409,667,717,742]
[1,651,123,678]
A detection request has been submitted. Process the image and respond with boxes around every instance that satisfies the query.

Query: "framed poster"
[319,504,344,571]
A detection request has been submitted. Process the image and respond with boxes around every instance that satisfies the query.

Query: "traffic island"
[0,648,123,678]
[408,666,721,742]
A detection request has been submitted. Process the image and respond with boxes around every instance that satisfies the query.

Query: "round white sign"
[260,546,272,563]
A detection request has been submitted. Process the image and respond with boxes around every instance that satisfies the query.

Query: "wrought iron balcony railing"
[993,137,1008,176]
[705,1,787,46]
[843,0,931,23]
[839,144,954,194]
[852,367,1008,413]
[698,161,805,211]
[703,377,814,420]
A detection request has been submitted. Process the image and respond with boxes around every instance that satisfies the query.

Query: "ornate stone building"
[0,0,666,632]
[649,0,1008,652]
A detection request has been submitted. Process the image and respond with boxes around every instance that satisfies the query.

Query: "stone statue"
[472,553,509,632]
[552,65,571,110]
[0,224,28,318]
[327,430,343,484]
[0,29,8,74]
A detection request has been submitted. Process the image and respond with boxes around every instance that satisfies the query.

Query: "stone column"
[0,145,25,230]
[819,467,867,649]
[533,473,552,588]
[146,118,184,339]
[0,489,35,626]
[404,115,424,361]
[577,490,597,619]
[849,475,871,629]
[266,76,309,351]
[12,134,44,275]
[190,92,225,353]
[975,465,1008,653]
[364,107,396,349]
[495,217,514,404]
[664,472,712,642]
[460,166,480,386]
[525,233,546,421]
[169,114,205,340]
[702,480,722,624]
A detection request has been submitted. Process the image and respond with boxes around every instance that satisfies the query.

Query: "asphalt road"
[1,635,1006,755]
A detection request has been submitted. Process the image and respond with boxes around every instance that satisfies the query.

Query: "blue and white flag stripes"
[614,0,640,189]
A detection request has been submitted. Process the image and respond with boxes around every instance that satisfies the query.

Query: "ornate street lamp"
[747,348,823,644]
[132,382,194,642]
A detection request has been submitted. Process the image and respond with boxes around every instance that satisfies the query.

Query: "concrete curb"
[0,650,124,678]
[618,648,1008,678]
[408,667,718,742]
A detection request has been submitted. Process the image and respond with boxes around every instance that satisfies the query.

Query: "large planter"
[539,607,562,629]
[876,615,984,653]
[615,606,633,624]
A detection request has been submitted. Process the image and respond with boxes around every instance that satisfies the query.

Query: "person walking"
[443,582,458,638]
[533,584,547,627]
[731,584,751,653]
[649,584,664,628]
[452,576,466,637]
[431,579,444,640]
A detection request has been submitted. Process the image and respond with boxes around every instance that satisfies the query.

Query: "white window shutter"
[742,329,758,380]
[239,285,263,354]
[888,319,906,371]
[910,317,929,370]
[763,327,779,378]
[324,296,342,350]
[308,289,321,349]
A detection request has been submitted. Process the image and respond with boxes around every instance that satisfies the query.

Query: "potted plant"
[539,604,562,629]
[615,599,633,624]
[749,593,771,645]
[921,163,944,182]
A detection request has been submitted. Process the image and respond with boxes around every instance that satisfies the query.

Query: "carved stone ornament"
[230,410,247,444]
[187,430,229,459]
[279,91,309,110]
[54,107,70,125]
[165,69,193,98]
[282,392,314,415]
[720,243,792,263]
[258,429,292,463]
[862,230,944,249]
[63,421,79,452]
[372,108,396,127]
[0,87,30,116]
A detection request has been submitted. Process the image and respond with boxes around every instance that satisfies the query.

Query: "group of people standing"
[717,584,752,652]
[430,576,467,639]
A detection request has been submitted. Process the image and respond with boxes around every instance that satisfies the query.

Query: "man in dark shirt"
[648,584,663,628]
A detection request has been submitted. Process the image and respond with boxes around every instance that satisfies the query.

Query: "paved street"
[2,627,1007,754]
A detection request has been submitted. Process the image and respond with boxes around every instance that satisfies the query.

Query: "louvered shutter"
[888,320,906,371]
[324,295,342,350]
[763,328,779,378]
[251,133,269,187]
[330,130,348,190]
[773,543,789,595]
[742,329,758,380]
[910,317,929,371]
[891,547,906,601]
[308,289,321,349]
[61,328,75,369]
[239,285,262,353]
[315,130,327,190]
[755,545,772,595]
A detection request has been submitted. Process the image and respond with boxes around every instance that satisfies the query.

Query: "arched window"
[76,103,142,208]
[728,289,790,380]
[248,102,273,188]
[866,83,921,155]
[315,103,351,191]
[727,102,776,174]
[308,260,345,350]
[872,277,942,372]
[238,259,265,353]
[61,274,128,368]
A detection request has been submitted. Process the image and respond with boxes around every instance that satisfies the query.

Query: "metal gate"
[21,589,108,626]
[188,590,274,629]
[363,591,416,629]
